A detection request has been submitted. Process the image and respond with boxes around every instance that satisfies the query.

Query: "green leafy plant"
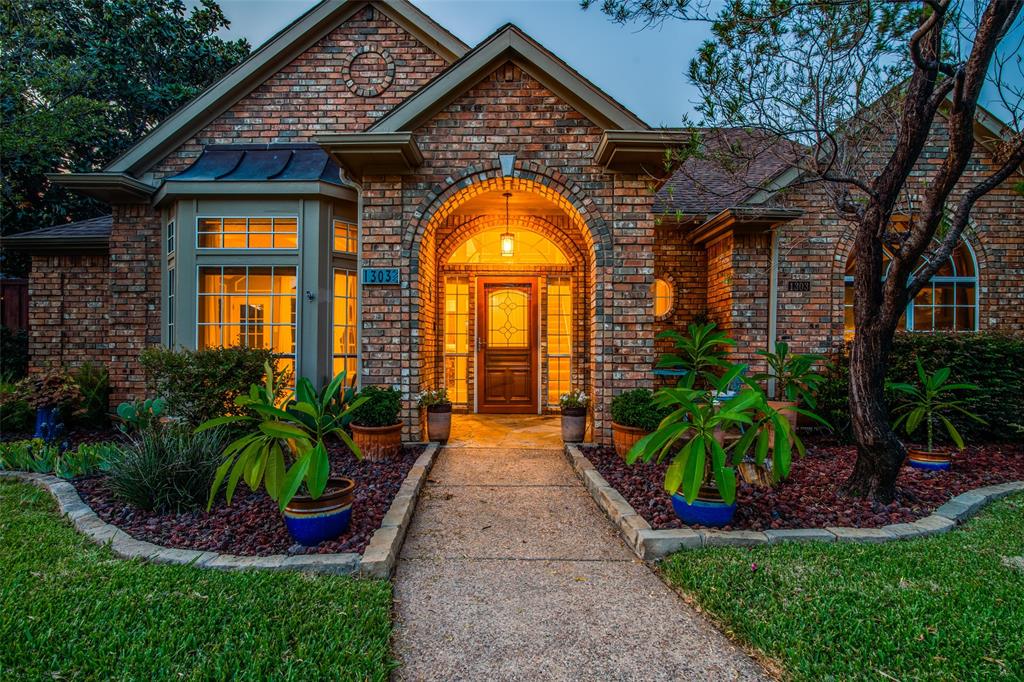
[350,386,402,427]
[115,398,167,434]
[0,382,32,433]
[17,368,82,411]
[139,346,287,426]
[559,389,589,410]
[197,365,366,511]
[0,327,29,379]
[627,364,823,505]
[611,389,671,432]
[889,359,986,452]
[73,362,110,426]
[106,425,230,512]
[753,342,828,408]
[417,388,450,409]
[0,439,117,479]
[657,322,735,387]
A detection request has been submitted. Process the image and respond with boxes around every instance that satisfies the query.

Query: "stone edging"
[0,443,439,578]
[565,444,1024,560]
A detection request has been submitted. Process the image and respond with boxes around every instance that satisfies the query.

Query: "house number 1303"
[362,268,400,285]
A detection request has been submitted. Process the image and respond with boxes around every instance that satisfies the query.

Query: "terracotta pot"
[561,407,587,443]
[425,404,452,443]
[612,422,649,460]
[906,448,953,471]
[282,477,355,546]
[351,422,403,461]
[767,400,799,431]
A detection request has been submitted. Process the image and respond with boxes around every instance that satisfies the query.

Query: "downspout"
[766,227,779,399]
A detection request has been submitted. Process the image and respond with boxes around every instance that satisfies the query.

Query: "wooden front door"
[477,277,538,413]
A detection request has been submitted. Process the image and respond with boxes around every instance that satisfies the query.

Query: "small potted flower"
[559,389,588,442]
[890,359,985,470]
[18,369,82,443]
[349,385,403,460]
[419,388,452,443]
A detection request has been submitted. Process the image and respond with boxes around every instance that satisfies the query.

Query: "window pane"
[332,269,358,381]
[934,282,955,307]
[196,216,298,250]
[444,276,470,404]
[652,278,673,317]
[932,306,954,330]
[955,306,975,331]
[448,227,568,265]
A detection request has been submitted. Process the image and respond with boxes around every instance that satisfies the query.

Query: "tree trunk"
[843,320,905,502]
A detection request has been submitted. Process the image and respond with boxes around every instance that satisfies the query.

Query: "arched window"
[447,228,568,265]
[652,278,674,318]
[844,238,978,336]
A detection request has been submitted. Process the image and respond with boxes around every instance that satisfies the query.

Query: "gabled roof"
[368,23,649,133]
[104,0,468,177]
[2,215,112,254]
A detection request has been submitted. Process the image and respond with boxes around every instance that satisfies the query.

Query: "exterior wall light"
[501,191,514,257]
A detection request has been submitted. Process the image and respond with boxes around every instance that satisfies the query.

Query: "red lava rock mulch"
[75,444,423,556]
[586,441,1024,531]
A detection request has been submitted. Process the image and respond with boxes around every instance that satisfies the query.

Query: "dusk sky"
[189,0,1021,129]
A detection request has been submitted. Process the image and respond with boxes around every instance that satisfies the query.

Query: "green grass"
[0,480,396,680]
[662,494,1024,681]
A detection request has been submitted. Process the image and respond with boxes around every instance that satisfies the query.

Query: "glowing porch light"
[501,191,514,257]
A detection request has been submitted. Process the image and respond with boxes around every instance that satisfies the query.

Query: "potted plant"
[889,359,985,470]
[610,388,670,459]
[18,369,82,442]
[753,341,827,431]
[198,365,366,546]
[419,388,452,443]
[349,385,403,460]
[559,389,588,442]
[656,322,735,388]
[628,363,823,527]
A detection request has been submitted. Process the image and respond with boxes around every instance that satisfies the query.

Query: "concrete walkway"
[392,445,768,681]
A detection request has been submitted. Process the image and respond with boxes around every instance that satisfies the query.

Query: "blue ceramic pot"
[33,406,62,442]
[907,449,952,471]
[671,492,737,527]
[283,477,355,546]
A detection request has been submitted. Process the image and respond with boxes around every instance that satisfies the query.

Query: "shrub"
[0,382,32,433]
[139,346,285,426]
[0,326,28,380]
[106,425,230,512]
[0,439,117,479]
[350,386,402,427]
[17,368,81,411]
[72,362,110,427]
[611,389,671,432]
[817,333,1024,443]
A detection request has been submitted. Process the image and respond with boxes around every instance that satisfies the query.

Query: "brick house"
[5,0,1022,444]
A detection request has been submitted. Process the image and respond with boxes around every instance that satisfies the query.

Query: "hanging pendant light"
[500,191,514,257]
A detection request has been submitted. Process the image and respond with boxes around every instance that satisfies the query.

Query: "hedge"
[817,332,1024,444]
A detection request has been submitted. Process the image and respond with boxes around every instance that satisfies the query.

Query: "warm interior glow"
[547,278,572,405]
[447,227,568,265]
[443,276,470,404]
[487,288,529,348]
[332,269,358,378]
[652,278,674,317]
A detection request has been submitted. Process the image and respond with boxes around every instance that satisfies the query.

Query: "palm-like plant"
[627,364,814,505]
[753,342,828,408]
[197,364,367,511]
[889,359,985,452]
[657,322,735,388]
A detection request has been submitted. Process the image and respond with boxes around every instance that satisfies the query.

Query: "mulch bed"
[587,441,1024,531]
[1,427,120,448]
[75,443,423,556]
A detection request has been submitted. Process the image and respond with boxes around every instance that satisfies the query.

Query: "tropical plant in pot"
[559,389,588,443]
[419,388,452,443]
[889,359,985,471]
[610,388,671,459]
[753,341,828,432]
[349,385,403,461]
[197,364,367,546]
[627,363,823,527]
[18,368,82,442]
[657,322,735,388]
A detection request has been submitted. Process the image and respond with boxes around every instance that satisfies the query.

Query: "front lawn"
[662,493,1024,681]
[0,480,395,680]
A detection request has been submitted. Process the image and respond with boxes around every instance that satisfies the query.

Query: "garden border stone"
[0,442,439,578]
[564,444,1024,561]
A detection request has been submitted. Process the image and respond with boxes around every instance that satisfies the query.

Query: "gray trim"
[46,172,155,203]
[368,25,649,133]
[594,130,690,174]
[2,235,108,254]
[154,180,356,207]
[315,132,424,175]
[105,1,467,176]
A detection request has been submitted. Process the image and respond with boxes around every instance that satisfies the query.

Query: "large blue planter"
[282,478,355,546]
[671,493,737,527]
[33,406,62,442]
[907,449,952,471]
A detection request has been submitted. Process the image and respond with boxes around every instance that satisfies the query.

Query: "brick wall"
[27,254,110,373]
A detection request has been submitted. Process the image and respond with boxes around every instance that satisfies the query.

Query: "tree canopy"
[0,0,250,273]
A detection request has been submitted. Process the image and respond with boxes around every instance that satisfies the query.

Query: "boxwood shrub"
[817,332,1024,444]
[139,346,284,426]
[350,385,402,427]
[611,388,671,432]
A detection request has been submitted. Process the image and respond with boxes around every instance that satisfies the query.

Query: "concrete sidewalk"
[391,445,768,681]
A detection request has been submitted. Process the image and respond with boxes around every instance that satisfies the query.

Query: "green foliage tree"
[585,0,1024,501]
[0,0,249,273]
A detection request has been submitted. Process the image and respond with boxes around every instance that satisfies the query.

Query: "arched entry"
[407,170,606,418]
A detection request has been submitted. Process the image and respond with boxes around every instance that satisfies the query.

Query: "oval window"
[652,278,674,318]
